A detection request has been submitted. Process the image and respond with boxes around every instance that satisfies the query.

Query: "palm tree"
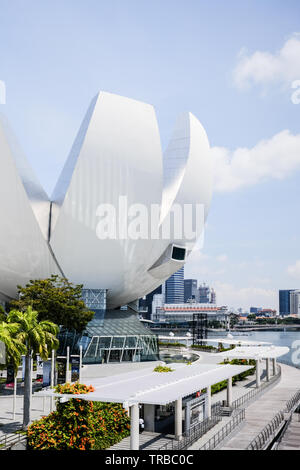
[0,321,26,372]
[7,307,59,429]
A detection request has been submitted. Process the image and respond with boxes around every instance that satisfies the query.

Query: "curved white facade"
[0,92,212,308]
[0,116,60,301]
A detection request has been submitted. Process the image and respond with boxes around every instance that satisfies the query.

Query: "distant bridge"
[232,324,300,332]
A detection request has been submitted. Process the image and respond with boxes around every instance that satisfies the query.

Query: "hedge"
[210,359,256,395]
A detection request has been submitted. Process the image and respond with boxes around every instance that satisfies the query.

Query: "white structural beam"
[266,358,271,382]
[130,403,139,450]
[175,397,182,440]
[206,385,211,419]
[272,358,277,375]
[144,404,155,432]
[256,360,261,388]
[66,346,70,383]
[227,377,232,407]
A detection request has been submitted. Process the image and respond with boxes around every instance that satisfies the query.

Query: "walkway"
[0,395,52,437]
[220,363,300,449]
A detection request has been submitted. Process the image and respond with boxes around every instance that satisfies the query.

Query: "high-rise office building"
[290,290,300,318]
[139,285,162,320]
[184,279,198,303]
[279,290,294,316]
[198,283,210,303]
[165,266,185,304]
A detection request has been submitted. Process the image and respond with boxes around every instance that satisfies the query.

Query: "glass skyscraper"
[184,279,198,302]
[165,266,185,304]
[279,289,294,316]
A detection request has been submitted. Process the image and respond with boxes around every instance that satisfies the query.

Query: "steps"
[219,407,233,417]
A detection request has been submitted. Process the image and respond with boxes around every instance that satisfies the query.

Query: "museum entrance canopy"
[37,362,253,407]
[58,309,159,364]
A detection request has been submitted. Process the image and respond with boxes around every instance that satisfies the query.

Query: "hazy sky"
[0,0,300,310]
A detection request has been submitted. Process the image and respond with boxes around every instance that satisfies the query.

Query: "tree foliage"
[0,304,6,322]
[10,275,94,332]
[0,321,26,372]
[7,306,59,428]
[7,307,59,360]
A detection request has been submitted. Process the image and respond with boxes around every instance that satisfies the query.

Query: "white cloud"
[216,254,228,263]
[287,260,300,278]
[233,33,300,90]
[214,281,277,310]
[211,130,300,191]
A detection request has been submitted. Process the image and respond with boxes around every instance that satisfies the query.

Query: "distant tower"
[184,279,198,303]
[139,285,162,320]
[198,283,210,303]
[290,290,300,318]
[279,290,294,316]
[165,266,185,304]
[210,288,216,305]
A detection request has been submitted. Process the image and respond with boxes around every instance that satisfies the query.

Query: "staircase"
[219,406,233,417]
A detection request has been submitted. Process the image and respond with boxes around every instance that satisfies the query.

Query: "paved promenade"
[220,363,300,449]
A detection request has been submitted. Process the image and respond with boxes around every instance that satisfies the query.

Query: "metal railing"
[247,411,285,450]
[247,385,300,450]
[158,414,222,451]
[284,389,300,413]
[271,412,295,450]
[231,365,282,410]
[199,408,245,450]
[0,431,27,450]
[211,400,222,416]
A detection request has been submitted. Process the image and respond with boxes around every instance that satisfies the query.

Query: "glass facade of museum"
[57,290,159,363]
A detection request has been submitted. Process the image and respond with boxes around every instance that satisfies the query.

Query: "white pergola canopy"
[218,345,289,360]
[36,362,253,407]
[158,335,271,346]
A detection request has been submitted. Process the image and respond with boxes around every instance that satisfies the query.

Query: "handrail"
[247,378,300,450]
[0,431,26,450]
[231,365,282,410]
[283,389,300,413]
[199,408,245,450]
[247,411,285,450]
[158,414,222,451]
[272,412,294,450]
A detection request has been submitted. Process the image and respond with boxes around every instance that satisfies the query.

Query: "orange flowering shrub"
[55,382,95,395]
[27,383,130,450]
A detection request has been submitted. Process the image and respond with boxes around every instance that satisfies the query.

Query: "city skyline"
[0,1,299,309]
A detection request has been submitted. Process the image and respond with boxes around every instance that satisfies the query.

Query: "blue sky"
[0,0,300,310]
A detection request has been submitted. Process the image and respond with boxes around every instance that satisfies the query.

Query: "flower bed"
[153,365,174,373]
[27,382,130,450]
[55,382,95,395]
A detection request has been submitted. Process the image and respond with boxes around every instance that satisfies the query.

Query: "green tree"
[247,314,256,321]
[7,307,59,429]
[0,305,6,322]
[10,275,94,332]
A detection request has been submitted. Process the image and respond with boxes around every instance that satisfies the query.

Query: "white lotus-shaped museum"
[0,92,212,308]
